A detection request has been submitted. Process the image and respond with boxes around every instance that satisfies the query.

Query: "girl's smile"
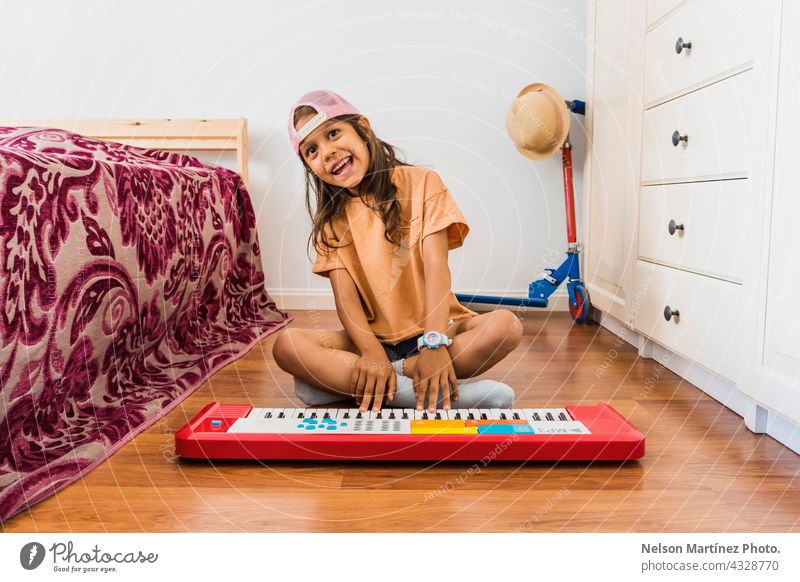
[297,114,370,195]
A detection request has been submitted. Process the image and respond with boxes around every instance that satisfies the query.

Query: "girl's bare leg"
[272,327,362,398]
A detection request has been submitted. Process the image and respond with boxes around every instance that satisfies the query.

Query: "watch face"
[424,331,441,346]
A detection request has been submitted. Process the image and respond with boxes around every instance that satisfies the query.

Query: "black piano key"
[278,411,285,418]
[297,412,304,418]
[376,412,382,419]
[389,412,395,420]
[455,413,462,419]
[546,412,554,421]
[343,412,350,419]
[513,413,520,420]
[265,411,272,419]
[480,413,488,420]
[311,412,317,418]
[533,412,541,421]
[324,412,330,419]
[422,412,429,420]
[559,412,568,421]
[468,413,475,420]
[499,413,507,420]
[356,412,362,419]
[435,412,442,420]
[402,412,408,419]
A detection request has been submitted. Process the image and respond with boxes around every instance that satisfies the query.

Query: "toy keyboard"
[175,403,645,461]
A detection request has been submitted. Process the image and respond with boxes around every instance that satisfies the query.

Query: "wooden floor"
[4,310,799,532]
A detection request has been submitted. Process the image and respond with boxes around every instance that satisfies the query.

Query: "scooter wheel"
[569,284,591,324]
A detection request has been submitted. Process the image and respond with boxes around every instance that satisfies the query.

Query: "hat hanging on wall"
[506,83,570,160]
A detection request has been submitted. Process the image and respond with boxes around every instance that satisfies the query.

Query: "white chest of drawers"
[634,0,772,384]
[585,0,796,446]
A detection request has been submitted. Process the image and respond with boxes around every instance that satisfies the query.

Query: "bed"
[0,119,291,522]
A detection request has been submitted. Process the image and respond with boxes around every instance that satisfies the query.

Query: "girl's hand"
[413,347,458,412]
[351,349,397,412]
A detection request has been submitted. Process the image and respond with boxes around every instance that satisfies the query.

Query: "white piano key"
[413,409,426,420]
[455,409,469,420]
[246,408,267,419]
[486,409,500,420]
[282,407,297,420]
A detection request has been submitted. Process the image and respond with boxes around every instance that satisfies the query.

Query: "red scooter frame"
[456,100,590,323]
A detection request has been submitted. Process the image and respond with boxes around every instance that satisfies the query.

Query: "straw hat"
[506,83,570,160]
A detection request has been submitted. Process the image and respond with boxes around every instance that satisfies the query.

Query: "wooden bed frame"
[1,118,249,184]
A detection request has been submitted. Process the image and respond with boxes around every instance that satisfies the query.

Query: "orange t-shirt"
[312,165,478,344]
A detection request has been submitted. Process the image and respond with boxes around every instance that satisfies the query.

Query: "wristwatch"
[417,330,453,351]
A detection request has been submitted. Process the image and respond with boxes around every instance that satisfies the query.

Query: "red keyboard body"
[175,403,645,461]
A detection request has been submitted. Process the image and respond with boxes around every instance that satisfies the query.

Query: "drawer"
[646,0,684,28]
[641,70,753,184]
[645,0,754,104]
[634,261,744,381]
[638,179,751,282]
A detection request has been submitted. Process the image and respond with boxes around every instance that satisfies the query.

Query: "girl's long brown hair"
[293,106,410,259]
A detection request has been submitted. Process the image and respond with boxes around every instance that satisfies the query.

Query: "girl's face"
[297,113,371,196]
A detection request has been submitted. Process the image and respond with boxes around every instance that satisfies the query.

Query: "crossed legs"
[272,309,523,400]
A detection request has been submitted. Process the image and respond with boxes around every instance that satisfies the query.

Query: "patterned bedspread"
[0,127,291,522]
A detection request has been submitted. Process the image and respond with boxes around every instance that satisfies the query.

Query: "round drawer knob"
[664,305,680,322]
[668,219,685,235]
[675,37,692,54]
[672,130,689,147]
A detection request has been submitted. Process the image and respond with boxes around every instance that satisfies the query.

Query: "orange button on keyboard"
[410,420,478,435]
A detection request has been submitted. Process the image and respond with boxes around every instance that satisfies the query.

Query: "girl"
[273,89,522,414]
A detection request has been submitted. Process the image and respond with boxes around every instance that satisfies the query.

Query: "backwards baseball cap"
[288,89,361,157]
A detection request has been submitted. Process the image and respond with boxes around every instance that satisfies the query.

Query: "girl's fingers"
[440,375,451,411]
[372,377,386,412]
[355,369,367,404]
[415,378,428,411]
[360,376,377,412]
[387,372,397,402]
[427,377,439,413]
[449,368,459,402]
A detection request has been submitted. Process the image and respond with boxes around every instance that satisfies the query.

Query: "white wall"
[0,0,587,310]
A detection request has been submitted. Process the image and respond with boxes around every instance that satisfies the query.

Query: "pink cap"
[288,89,361,157]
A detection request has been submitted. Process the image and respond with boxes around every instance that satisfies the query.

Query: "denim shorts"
[382,334,422,362]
